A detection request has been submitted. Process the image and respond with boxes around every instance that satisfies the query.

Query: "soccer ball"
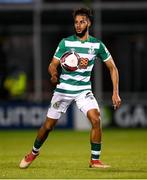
[60,51,80,72]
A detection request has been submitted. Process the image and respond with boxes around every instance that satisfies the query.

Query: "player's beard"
[75,26,88,38]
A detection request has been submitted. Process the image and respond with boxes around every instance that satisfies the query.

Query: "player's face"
[74,15,90,38]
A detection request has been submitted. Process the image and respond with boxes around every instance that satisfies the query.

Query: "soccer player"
[19,7,121,169]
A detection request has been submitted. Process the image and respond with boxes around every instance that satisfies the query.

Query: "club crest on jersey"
[88,46,95,55]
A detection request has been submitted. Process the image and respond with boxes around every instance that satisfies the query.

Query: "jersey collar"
[74,34,90,43]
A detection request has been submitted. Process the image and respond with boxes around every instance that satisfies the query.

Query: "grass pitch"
[0,128,147,179]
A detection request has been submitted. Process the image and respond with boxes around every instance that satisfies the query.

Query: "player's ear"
[87,19,91,27]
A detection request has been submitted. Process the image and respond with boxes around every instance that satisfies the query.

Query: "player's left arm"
[104,57,121,109]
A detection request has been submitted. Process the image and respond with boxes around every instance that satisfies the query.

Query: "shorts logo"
[53,101,61,109]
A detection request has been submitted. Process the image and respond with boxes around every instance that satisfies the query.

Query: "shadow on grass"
[87,168,147,173]
[3,162,147,174]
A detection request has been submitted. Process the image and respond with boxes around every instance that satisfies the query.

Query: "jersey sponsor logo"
[79,58,89,69]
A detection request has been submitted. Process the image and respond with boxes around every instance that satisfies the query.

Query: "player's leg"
[87,109,101,143]
[76,91,110,168]
[19,92,73,169]
[32,117,58,155]
[19,117,57,169]
[86,109,109,168]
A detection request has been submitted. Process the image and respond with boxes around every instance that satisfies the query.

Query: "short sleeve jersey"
[54,35,111,95]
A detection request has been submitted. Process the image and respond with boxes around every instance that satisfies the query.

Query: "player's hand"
[50,75,58,85]
[112,91,121,110]
[79,58,88,69]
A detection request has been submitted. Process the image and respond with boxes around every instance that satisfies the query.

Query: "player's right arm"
[48,58,60,85]
[48,39,66,85]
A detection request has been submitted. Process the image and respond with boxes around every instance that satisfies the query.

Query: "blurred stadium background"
[0,0,147,130]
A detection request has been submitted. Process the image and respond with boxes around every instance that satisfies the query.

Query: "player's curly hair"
[73,7,93,24]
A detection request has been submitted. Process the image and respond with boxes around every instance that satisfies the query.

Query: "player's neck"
[76,32,89,42]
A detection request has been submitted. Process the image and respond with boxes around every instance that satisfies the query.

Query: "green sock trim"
[91,142,101,151]
[34,138,43,149]
[91,142,101,160]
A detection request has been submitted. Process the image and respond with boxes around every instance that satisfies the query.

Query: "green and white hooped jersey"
[54,35,111,96]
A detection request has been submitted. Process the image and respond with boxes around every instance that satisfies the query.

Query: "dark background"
[0,0,147,104]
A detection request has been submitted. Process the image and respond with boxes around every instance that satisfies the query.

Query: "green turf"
[0,128,147,179]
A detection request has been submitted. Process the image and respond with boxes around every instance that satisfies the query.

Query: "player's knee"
[91,114,101,128]
[43,117,57,131]
[44,125,53,132]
